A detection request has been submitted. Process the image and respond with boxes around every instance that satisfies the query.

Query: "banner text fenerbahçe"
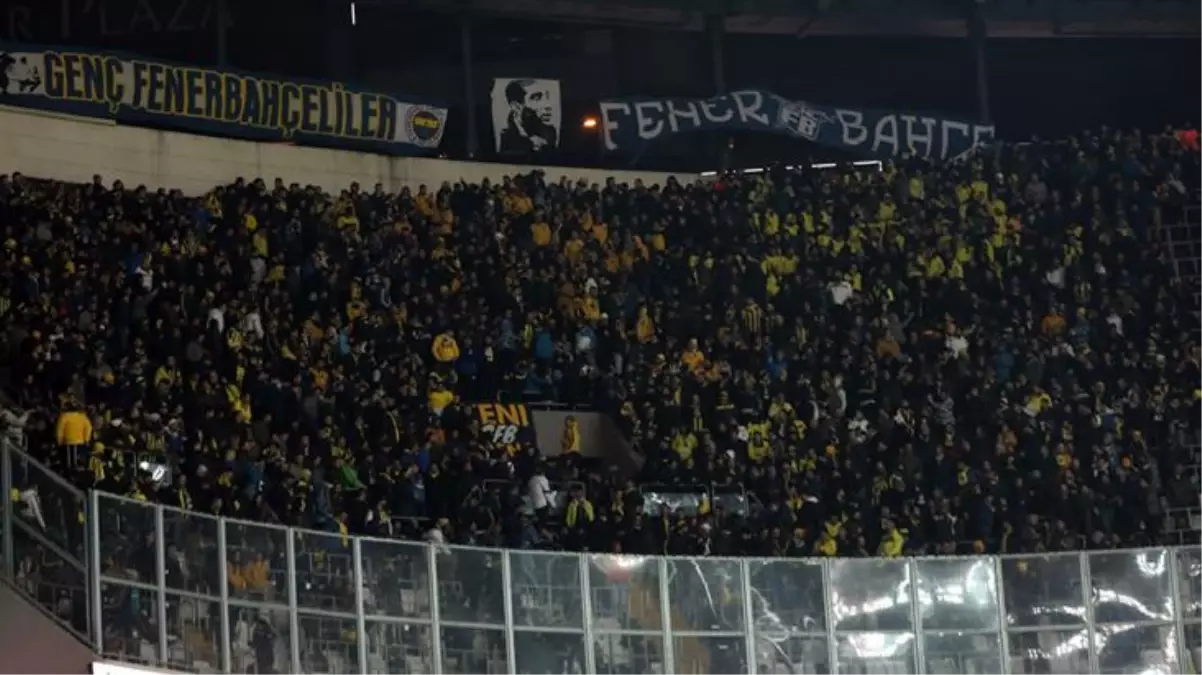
[0,44,447,153]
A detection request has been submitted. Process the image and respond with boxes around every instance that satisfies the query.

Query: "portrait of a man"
[491,78,562,154]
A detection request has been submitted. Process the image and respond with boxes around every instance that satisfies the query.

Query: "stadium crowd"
[0,126,1199,572]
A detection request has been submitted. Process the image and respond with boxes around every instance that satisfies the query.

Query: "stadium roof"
[371,0,1197,37]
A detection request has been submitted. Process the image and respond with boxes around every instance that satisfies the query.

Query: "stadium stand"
[2,127,1198,552]
[0,126,1199,673]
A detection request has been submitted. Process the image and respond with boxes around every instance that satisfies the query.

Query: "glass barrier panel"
[642,491,706,516]
[588,554,663,632]
[709,489,750,517]
[161,506,220,597]
[364,620,435,674]
[1094,623,1178,674]
[914,558,1000,632]
[436,545,505,625]
[833,632,915,674]
[1086,549,1175,623]
[753,634,829,675]
[673,634,748,675]
[164,592,222,673]
[224,519,288,604]
[7,437,1198,675]
[748,559,826,634]
[999,553,1086,628]
[12,523,89,637]
[440,625,508,674]
[1184,623,1201,675]
[1177,547,1201,618]
[228,601,292,674]
[592,632,665,674]
[666,557,746,633]
[298,612,360,674]
[1004,628,1090,674]
[829,558,914,633]
[293,530,355,614]
[359,537,432,620]
[513,630,588,674]
[748,558,827,675]
[100,580,162,667]
[922,631,1001,674]
[10,449,86,562]
[97,494,158,586]
[508,549,583,629]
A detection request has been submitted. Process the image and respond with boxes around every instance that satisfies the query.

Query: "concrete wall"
[530,407,643,474]
[0,107,696,197]
[0,581,96,674]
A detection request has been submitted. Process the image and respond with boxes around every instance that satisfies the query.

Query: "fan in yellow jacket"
[561,416,581,453]
[432,331,460,362]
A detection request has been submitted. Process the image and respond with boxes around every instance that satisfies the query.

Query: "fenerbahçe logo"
[407,106,444,146]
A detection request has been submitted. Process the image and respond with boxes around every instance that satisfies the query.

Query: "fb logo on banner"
[776,99,832,141]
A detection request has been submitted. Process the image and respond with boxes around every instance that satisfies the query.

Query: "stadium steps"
[0,579,97,673]
[1158,200,1201,330]
[0,436,99,674]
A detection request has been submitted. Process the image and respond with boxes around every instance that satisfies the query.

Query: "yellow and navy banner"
[0,44,448,153]
[475,403,536,453]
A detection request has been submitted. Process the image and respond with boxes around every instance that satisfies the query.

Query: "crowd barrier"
[1,439,1199,674]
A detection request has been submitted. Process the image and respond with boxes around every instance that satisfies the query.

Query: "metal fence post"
[285,529,301,673]
[1169,548,1188,672]
[822,559,838,674]
[500,550,518,675]
[1080,551,1100,674]
[1,439,12,578]
[578,554,597,675]
[427,545,443,675]
[659,557,675,675]
[89,490,104,652]
[740,559,758,675]
[907,559,926,675]
[994,556,1011,674]
[155,503,169,664]
[352,537,368,672]
[216,519,231,674]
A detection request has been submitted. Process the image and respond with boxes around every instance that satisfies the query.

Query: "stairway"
[0,437,98,673]
[1156,199,1202,546]
[1158,197,1201,333]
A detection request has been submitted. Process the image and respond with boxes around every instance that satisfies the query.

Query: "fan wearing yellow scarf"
[745,420,771,463]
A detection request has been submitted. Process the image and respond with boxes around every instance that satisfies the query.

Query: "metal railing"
[1,437,92,647]
[1,438,1200,674]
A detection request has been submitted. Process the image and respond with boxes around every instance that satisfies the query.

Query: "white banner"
[490,78,561,154]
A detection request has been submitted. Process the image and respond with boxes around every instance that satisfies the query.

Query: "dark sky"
[1,0,1197,171]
